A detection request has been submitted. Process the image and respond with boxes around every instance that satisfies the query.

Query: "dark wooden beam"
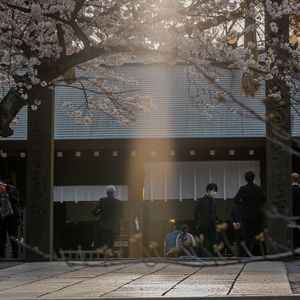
[26,89,54,260]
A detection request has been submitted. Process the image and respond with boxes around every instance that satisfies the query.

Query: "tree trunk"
[265,0,293,252]
[0,88,27,137]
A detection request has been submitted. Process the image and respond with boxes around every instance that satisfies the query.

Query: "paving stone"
[285,259,300,295]
[53,265,126,278]
[39,272,144,298]
[0,261,294,299]
[162,265,243,297]
[166,285,231,297]
[230,261,292,296]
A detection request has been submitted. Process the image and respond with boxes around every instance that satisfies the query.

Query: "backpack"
[178,232,192,247]
[0,193,14,219]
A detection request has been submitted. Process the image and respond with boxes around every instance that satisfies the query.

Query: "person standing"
[233,170,266,256]
[292,173,300,249]
[0,181,21,259]
[92,185,122,250]
[194,183,218,255]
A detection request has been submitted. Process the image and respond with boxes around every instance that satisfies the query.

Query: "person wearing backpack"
[0,181,21,258]
[176,224,197,256]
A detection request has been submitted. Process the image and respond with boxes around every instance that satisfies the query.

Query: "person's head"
[0,181,6,194]
[206,183,218,198]
[181,224,189,233]
[244,170,255,183]
[167,219,179,231]
[292,173,300,184]
[106,185,116,196]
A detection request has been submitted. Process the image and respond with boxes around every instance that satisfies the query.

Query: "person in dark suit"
[194,183,218,256]
[230,202,245,257]
[233,170,266,256]
[292,173,300,249]
[92,185,122,250]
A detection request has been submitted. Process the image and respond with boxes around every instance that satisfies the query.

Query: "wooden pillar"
[266,110,292,251]
[127,157,144,257]
[265,1,292,251]
[26,89,54,260]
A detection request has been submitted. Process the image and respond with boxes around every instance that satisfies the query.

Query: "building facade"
[0,62,300,257]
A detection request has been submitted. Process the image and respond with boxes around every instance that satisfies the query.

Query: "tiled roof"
[2,63,300,140]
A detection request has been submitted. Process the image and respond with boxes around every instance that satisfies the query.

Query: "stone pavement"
[0,260,297,299]
[285,260,300,295]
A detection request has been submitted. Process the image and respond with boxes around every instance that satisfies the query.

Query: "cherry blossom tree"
[0,0,166,137]
[0,0,299,138]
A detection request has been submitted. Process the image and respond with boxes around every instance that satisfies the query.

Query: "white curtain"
[53,185,128,202]
[144,160,260,201]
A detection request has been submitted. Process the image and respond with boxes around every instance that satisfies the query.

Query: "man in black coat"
[194,183,218,255]
[292,173,300,249]
[233,170,266,256]
[230,202,244,257]
[92,185,122,250]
